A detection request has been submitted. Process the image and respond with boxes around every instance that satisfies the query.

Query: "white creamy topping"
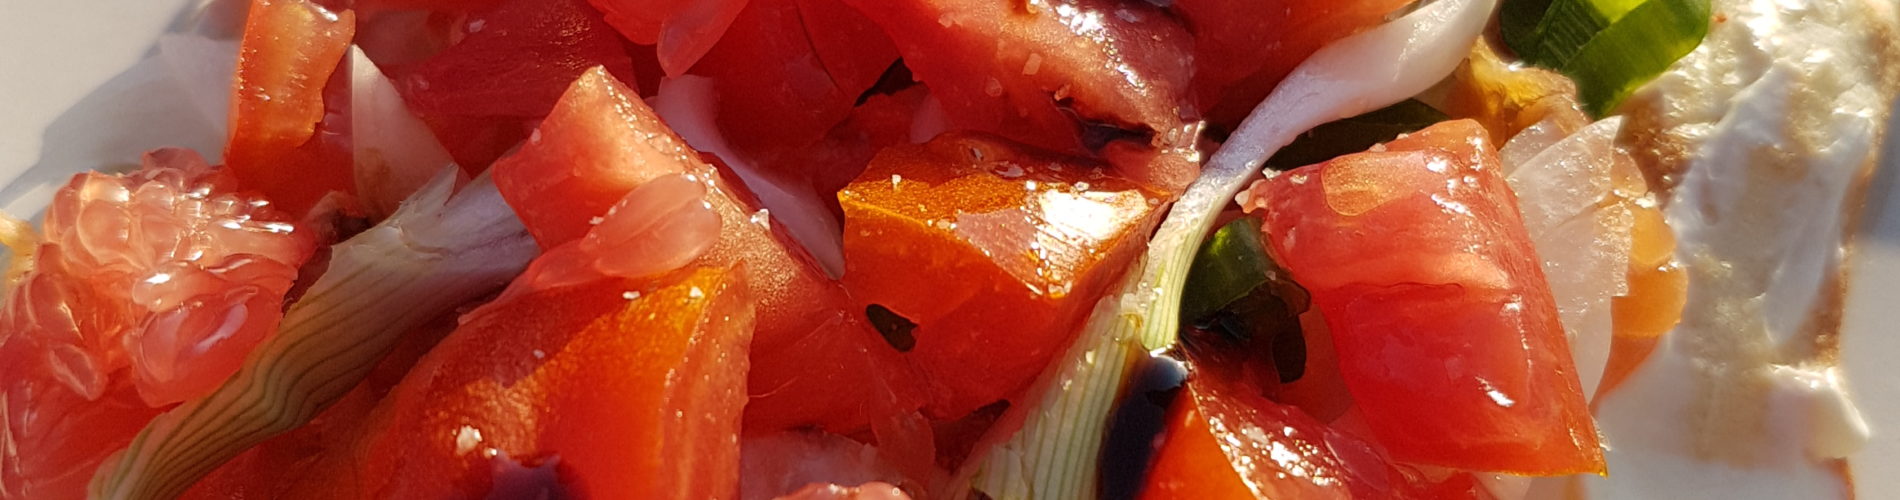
[1576,0,1897,498]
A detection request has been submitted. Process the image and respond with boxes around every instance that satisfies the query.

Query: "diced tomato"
[838,133,1165,418]
[587,0,747,75]
[1172,0,1410,128]
[1143,360,1494,500]
[764,87,931,223]
[224,0,355,216]
[358,0,502,13]
[491,67,921,434]
[341,267,753,498]
[1140,377,1355,500]
[1243,120,1604,475]
[389,0,638,169]
[844,0,1194,156]
[692,0,898,163]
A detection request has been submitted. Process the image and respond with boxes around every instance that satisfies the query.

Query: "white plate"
[2,0,1896,497]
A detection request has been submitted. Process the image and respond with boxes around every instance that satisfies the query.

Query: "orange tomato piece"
[344,267,753,499]
[839,132,1165,418]
[491,67,922,434]
[1245,120,1605,475]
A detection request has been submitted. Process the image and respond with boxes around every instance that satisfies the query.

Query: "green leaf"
[1179,217,1271,324]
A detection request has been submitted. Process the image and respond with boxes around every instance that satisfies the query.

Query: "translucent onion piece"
[350,46,455,220]
[88,170,539,500]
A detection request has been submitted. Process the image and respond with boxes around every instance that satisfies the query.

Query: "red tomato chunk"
[339,268,753,499]
[492,67,921,434]
[1244,120,1604,475]
[839,133,1164,418]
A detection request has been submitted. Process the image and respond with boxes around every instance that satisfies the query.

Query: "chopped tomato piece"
[1145,353,1494,500]
[343,267,753,498]
[844,0,1194,155]
[839,133,1165,417]
[1172,0,1409,128]
[390,0,638,168]
[358,0,502,12]
[224,0,355,215]
[1243,120,1604,475]
[1141,378,1355,500]
[765,87,931,222]
[692,0,898,162]
[0,150,316,500]
[491,67,921,434]
[587,0,747,75]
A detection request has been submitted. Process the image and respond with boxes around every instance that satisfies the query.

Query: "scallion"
[1501,0,1712,116]
[88,170,539,500]
[953,1,1499,497]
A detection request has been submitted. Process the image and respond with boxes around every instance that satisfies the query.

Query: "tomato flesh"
[343,267,753,499]
[1244,120,1604,475]
[1172,0,1409,128]
[1141,378,1354,500]
[491,67,921,434]
[692,0,898,163]
[224,0,355,216]
[843,0,1193,155]
[390,0,638,169]
[839,132,1164,418]
[587,0,748,75]
[1144,356,1496,500]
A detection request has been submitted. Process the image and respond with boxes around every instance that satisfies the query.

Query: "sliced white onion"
[350,45,456,220]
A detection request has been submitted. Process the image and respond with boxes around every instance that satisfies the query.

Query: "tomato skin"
[390,0,638,169]
[343,268,753,499]
[1141,380,1352,500]
[692,0,898,163]
[843,0,1194,156]
[224,0,355,216]
[492,68,923,435]
[490,67,692,248]
[1172,0,1409,128]
[1245,120,1604,475]
[587,0,747,75]
[839,133,1165,418]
